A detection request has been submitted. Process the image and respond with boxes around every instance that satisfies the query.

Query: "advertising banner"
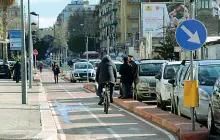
[10,30,22,51]
[141,2,190,38]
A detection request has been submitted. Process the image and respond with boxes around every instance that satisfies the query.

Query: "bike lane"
[41,69,179,140]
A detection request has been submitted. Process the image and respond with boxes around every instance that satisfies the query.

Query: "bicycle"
[103,83,110,114]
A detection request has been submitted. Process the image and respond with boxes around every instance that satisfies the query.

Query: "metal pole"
[35,55,36,68]
[20,0,27,104]
[190,0,195,131]
[28,0,33,88]
[86,35,89,83]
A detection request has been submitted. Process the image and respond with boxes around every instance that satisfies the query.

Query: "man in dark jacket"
[119,57,133,99]
[128,54,138,97]
[13,61,21,83]
[96,55,117,105]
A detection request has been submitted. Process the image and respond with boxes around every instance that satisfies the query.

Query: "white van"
[155,61,181,110]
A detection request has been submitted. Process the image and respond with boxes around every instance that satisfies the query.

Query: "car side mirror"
[168,79,176,87]
[155,74,161,80]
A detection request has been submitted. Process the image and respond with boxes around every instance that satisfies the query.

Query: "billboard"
[141,2,190,38]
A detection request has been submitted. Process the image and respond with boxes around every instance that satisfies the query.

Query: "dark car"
[208,77,220,134]
[0,64,11,79]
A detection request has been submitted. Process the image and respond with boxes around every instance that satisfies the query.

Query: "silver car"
[176,60,220,122]
[70,62,96,83]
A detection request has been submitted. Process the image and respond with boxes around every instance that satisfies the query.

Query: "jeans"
[122,83,131,98]
[98,83,114,99]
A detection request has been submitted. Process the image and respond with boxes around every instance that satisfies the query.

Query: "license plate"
[83,76,87,77]
[0,73,5,75]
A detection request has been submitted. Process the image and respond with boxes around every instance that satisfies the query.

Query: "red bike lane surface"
[41,70,178,140]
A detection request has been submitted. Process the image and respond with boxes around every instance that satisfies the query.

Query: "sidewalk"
[0,76,57,139]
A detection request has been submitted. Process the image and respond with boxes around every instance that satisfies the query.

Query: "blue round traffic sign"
[175,19,207,51]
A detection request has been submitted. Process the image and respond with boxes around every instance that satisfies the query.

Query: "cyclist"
[96,55,117,105]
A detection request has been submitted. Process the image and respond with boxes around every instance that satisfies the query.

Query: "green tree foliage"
[67,8,99,53]
[154,26,179,60]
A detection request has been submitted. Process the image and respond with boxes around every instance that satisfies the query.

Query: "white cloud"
[39,17,56,28]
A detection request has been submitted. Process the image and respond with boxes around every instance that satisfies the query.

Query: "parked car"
[112,60,123,89]
[8,61,16,69]
[134,60,167,101]
[176,60,220,122]
[89,59,101,71]
[208,77,220,134]
[70,62,95,83]
[0,64,11,79]
[168,60,190,114]
[155,61,181,110]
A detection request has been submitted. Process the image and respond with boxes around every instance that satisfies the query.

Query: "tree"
[0,0,16,64]
[154,26,179,60]
[67,8,99,53]
[54,22,68,49]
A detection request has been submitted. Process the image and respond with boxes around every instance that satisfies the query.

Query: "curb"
[32,77,58,140]
[84,83,209,140]
[84,83,96,92]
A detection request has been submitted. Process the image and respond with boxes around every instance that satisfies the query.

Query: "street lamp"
[73,24,89,83]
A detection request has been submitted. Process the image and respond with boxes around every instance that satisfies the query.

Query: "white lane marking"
[59,84,122,140]
[49,101,66,140]
[111,104,176,140]
[85,89,176,140]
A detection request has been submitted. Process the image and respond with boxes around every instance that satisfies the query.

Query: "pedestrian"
[128,54,138,98]
[96,55,117,105]
[119,56,133,99]
[38,61,43,73]
[12,61,21,83]
[53,64,60,83]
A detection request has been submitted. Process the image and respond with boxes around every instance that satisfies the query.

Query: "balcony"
[127,13,139,19]
[127,0,140,5]
[111,20,118,25]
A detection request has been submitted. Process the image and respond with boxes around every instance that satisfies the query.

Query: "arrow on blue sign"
[175,19,207,51]
[180,25,200,44]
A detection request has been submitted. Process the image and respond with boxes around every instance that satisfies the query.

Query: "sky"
[23,0,98,28]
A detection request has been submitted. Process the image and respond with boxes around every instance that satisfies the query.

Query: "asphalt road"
[41,69,179,140]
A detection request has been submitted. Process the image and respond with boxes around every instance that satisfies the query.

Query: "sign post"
[176,18,207,130]
[33,49,38,69]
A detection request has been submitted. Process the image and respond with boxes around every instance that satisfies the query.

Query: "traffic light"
[31,30,38,44]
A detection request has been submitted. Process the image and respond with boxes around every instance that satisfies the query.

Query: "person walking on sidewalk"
[38,61,43,73]
[53,64,60,83]
[96,55,117,105]
[12,61,21,83]
[119,56,133,99]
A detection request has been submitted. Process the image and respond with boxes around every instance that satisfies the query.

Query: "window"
[139,63,163,76]
[200,0,210,9]
[198,65,220,86]
[75,63,93,69]
[163,64,180,79]
[132,7,139,17]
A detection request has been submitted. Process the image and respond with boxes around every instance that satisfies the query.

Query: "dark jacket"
[13,62,21,76]
[129,60,138,82]
[119,62,133,84]
[96,56,117,85]
[54,66,60,75]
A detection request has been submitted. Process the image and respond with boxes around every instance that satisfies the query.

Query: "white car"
[155,61,181,110]
[70,62,96,83]
[112,60,123,89]
[134,60,167,101]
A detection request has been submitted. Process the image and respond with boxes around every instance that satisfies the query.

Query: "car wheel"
[177,100,182,116]
[171,94,175,113]
[161,101,166,111]
[207,106,216,134]
[156,95,161,108]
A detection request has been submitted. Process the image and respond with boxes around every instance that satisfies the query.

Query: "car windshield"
[75,63,93,69]
[163,64,180,79]
[139,63,162,76]
[198,65,220,86]
[115,64,122,72]
[0,65,8,70]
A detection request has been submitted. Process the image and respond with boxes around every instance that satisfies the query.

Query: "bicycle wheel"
[103,86,109,114]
